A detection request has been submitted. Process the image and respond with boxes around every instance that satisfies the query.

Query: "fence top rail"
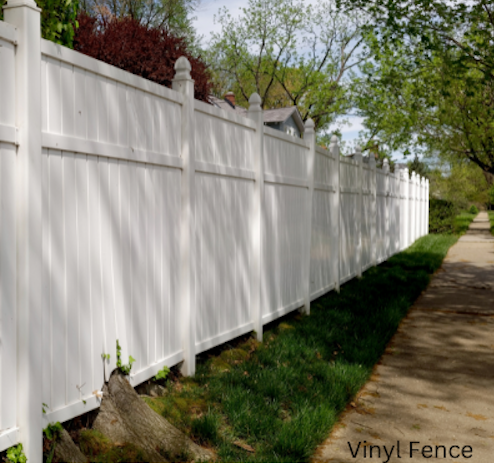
[0,20,17,44]
[316,145,335,159]
[41,39,184,105]
[194,99,257,131]
[264,125,310,149]
[340,155,358,166]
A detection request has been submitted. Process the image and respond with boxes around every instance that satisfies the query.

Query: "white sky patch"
[195,0,246,43]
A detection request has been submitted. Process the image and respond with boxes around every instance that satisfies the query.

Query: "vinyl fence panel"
[194,102,257,353]
[262,128,310,323]
[39,41,185,426]
[310,146,338,299]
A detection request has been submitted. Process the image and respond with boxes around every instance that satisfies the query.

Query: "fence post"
[425,179,429,235]
[354,147,363,277]
[420,176,424,237]
[412,172,418,242]
[383,158,390,258]
[423,177,427,236]
[368,152,377,267]
[330,136,341,292]
[3,0,43,460]
[401,167,409,250]
[248,93,264,341]
[172,57,196,376]
[303,119,316,314]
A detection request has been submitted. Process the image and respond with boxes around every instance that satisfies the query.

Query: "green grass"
[144,233,458,462]
[453,211,477,235]
[489,211,494,235]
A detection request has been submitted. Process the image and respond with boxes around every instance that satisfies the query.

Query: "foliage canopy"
[74,13,212,102]
[339,0,494,176]
[207,0,368,131]
[0,0,79,48]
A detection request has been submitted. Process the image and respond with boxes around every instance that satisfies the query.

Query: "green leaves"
[43,422,64,441]
[348,2,494,175]
[154,365,171,381]
[0,0,79,48]
[207,0,368,131]
[6,444,27,463]
[116,339,135,376]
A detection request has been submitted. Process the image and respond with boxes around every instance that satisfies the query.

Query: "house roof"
[209,96,305,134]
[263,106,305,134]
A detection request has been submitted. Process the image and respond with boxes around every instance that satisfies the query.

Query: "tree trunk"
[483,170,494,186]
[93,372,214,462]
[53,429,88,463]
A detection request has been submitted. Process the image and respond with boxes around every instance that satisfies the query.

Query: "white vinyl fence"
[0,4,429,461]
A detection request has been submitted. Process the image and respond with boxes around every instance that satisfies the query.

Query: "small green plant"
[42,402,49,414]
[116,340,135,376]
[6,444,27,463]
[154,366,171,381]
[43,422,63,441]
[43,422,64,463]
[469,205,479,215]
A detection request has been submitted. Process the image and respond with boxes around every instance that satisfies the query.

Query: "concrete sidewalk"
[313,213,494,463]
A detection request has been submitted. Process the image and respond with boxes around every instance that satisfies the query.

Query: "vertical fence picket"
[3,0,43,460]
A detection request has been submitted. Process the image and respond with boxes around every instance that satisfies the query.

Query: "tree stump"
[93,372,214,462]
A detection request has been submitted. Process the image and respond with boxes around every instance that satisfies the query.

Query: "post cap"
[248,92,262,113]
[173,56,192,81]
[383,158,390,172]
[304,118,315,132]
[3,0,41,11]
[354,146,362,162]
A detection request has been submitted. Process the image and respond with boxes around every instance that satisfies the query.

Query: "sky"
[192,0,367,149]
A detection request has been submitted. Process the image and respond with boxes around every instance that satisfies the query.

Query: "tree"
[0,0,79,47]
[429,160,491,209]
[207,0,368,131]
[74,13,212,102]
[78,0,199,47]
[337,0,494,177]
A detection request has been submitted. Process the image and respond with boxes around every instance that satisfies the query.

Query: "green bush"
[0,0,78,48]
[469,205,479,215]
[429,199,457,234]
[488,186,494,210]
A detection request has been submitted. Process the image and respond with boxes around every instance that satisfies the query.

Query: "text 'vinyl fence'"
[0,4,429,461]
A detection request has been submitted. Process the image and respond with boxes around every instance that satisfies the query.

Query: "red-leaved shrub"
[74,13,212,102]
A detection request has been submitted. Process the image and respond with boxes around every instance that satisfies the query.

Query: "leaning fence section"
[0,6,430,461]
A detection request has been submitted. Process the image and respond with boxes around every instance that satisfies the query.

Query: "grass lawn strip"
[142,234,458,462]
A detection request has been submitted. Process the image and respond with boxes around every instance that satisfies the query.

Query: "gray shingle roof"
[208,97,304,133]
[263,106,305,133]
